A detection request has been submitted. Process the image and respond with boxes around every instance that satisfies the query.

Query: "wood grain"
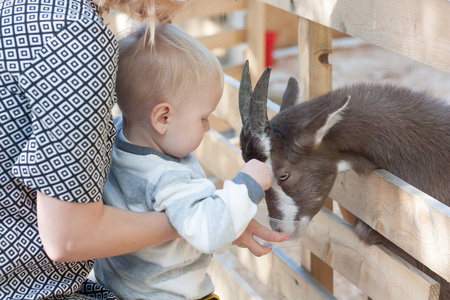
[303,207,440,300]
[330,169,450,282]
[261,0,450,72]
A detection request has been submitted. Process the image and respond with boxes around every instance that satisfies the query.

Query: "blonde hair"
[116,23,223,118]
[95,0,199,42]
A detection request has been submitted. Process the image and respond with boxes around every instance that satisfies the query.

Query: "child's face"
[163,83,223,158]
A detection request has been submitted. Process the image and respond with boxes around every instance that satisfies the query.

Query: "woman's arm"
[37,191,179,262]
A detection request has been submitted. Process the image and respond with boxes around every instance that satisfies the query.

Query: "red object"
[265,31,278,67]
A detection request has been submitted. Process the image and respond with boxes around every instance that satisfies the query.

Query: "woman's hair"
[115,23,223,118]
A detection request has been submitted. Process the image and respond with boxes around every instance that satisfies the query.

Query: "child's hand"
[233,219,289,257]
[238,159,272,190]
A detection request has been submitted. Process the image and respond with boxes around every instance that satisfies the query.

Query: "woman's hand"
[233,219,289,257]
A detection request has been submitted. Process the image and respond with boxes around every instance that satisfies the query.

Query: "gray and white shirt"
[94,115,264,299]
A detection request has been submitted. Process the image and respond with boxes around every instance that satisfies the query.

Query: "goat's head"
[239,61,350,232]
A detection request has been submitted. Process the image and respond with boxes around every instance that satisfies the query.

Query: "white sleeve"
[153,171,264,253]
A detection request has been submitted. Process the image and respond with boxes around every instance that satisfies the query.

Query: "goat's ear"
[280,77,300,111]
[308,96,350,146]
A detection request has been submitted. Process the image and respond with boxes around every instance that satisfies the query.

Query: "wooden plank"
[176,0,266,82]
[265,6,349,49]
[246,0,266,81]
[266,5,299,48]
[303,207,441,300]
[209,254,265,300]
[197,29,246,50]
[262,0,450,72]
[330,169,450,282]
[213,75,241,132]
[297,17,333,101]
[193,128,243,182]
[230,247,337,300]
[309,207,334,294]
[222,64,245,81]
[297,17,334,293]
[173,0,246,20]
[208,114,232,134]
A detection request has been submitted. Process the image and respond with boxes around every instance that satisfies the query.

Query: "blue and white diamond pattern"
[0,0,118,298]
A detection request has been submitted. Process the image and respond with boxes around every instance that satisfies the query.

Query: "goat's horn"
[249,66,271,133]
[239,60,252,134]
[280,77,300,111]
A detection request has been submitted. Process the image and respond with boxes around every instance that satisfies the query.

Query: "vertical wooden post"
[297,16,334,294]
[246,0,266,83]
[297,17,332,101]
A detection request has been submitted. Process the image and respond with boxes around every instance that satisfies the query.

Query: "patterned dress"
[0,0,118,298]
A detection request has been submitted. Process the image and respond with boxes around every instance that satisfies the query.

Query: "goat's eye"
[278,172,289,181]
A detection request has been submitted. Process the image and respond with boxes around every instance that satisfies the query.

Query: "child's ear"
[151,103,173,135]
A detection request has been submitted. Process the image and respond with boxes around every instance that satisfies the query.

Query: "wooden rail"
[260,0,450,72]
[242,1,448,298]
[331,169,450,283]
[173,0,266,82]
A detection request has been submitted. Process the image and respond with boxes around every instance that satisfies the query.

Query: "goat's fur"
[239,62,450,299]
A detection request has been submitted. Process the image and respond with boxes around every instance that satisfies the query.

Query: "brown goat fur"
[239,63,449,298]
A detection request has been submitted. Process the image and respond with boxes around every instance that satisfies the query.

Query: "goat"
[238,61,450,299]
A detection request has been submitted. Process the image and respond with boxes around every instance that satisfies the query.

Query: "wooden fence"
[173,0,266,82]
[197,74,448,299]
[103,1,450,298]
[191,0,449,299]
